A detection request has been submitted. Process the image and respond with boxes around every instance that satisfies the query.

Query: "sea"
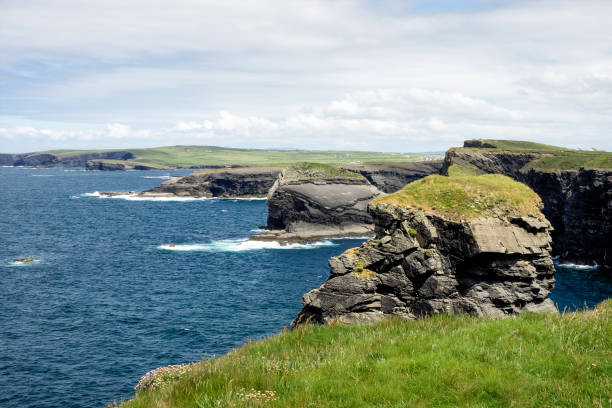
[1,167,610,408]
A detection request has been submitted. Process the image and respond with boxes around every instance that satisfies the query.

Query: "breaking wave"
[157,238,337,252]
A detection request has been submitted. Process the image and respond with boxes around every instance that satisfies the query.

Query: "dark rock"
[293,202,557,326]
[253,165,383,243]
[340,161,444,193]
[442,148,612,266]
[141,167,283,198]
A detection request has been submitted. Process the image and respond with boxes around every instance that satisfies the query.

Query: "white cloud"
[1,1,612,151]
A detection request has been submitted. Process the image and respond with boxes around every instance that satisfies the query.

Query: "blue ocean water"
[0,167,610,408]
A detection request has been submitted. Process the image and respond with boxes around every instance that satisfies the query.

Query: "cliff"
[86,160,163,171]
[253,163,383,243]
[442,140,612,266]
[1,151,135,168]
[294,172,556,325]
[340,161,444,193]
[140,167,283,198]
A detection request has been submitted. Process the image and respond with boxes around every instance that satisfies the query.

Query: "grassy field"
[463,139,612,170]
[113,299,611,408]
[372,165,544,221]
[283,162,365,181]
[42,146,442,168]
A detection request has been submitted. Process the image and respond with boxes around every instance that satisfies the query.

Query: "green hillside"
[44,145,442,168]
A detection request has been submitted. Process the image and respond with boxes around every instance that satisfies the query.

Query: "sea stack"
[253,162,383,243]
[294,167,557,325]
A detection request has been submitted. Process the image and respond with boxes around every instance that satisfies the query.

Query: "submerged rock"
[253,163,383,243]
[294,173,557,325]
[13,256,36,263]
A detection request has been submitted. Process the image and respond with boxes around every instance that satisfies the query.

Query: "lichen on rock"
[294,173,557,326]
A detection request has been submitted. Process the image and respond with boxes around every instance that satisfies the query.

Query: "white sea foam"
[81,191,209,201]
[142,175,173,179]
[8,259,40,266]
[81,191,267,202]
[157,238,337,252]
[32,174,55,177]
[555,262,599,270]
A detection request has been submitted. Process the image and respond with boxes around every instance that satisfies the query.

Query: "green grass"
[283,162,365,181]
[115,300,612,408]
[372,165,544,221]
[462,139,612,170]
[467,140,569,153]
[38,146,441,168]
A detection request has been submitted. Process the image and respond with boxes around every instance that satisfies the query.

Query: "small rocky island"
[252,163,384,243]
[294,166,557,325]
[140,167,283,198]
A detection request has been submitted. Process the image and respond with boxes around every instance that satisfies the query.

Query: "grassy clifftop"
[461,139,612,171]
[373,165,544,221]
[115,300,611,408]
[282,162,365,182]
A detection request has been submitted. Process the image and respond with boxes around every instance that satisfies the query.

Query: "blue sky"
[1,0,611,153]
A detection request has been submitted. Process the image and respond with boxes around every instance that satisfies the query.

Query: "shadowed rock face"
[141,167,283,198]
[1,151,135,168]
[293,203,556,325]
[253,167,383,243]
[442,147,612,267]
[340,161,444,193]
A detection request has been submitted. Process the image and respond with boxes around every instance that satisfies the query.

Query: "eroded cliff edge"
[141,167,283,198]
[253,163,383,243]
[294,171,556,325]
[442,139,612,266]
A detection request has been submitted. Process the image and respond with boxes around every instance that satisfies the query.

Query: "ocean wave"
[555,262,599,270]
[142,175,173,179]
[81,191,267,202]
[157,238,337,252]
[81,191,209,201]
[32,174,55,177]
[8,259,41,266]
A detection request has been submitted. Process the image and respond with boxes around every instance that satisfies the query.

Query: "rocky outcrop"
[442,145,612,266]
[86,160,162,171]
[340,161,444,193]
[253,163,383,243]
[140,167,283,198]
[0,153,25,166]
[294,202,556,325]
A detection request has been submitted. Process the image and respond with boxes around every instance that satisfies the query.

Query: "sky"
[1,0,611,153]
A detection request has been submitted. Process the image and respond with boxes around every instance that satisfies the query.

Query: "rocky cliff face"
[141,167,283,198]
[85,160,163,170]
[340,161,444,193]
[294,202,556,325]
[1,151,135,168]
[442,147,612,266]
[253,164,383,243]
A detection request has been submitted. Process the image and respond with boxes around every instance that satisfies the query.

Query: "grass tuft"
[373,165,544,221]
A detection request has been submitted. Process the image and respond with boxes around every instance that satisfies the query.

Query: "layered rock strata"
[140,167,283,198]
[443,143,612,266]
[294,203,556,325]
[253,164,383,243]
[340,161,444,193]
